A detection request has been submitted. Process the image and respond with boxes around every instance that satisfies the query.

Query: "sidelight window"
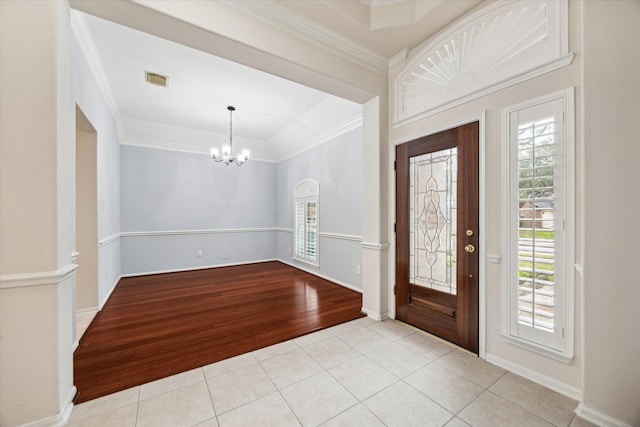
[502,88,575,362]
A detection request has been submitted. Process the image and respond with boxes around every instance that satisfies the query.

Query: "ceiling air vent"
[145,71,169,88]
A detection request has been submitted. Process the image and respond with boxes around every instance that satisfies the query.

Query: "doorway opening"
[75,106,99,343]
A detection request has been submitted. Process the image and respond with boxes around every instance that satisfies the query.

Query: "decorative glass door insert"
[409,148,458,294]
[396,121,479,353]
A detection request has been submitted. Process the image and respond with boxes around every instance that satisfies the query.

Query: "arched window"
[293,180,319,267]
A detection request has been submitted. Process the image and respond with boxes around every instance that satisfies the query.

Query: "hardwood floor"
[73,261,364,403]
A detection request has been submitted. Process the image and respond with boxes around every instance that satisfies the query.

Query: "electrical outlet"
[288,247,291,254]
[356,265,361,274]
[197,250,203,257]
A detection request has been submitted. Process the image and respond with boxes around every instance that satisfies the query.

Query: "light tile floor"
[76,310,98,340]
[67,318,596,427]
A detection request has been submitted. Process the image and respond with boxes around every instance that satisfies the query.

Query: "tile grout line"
[486,382,567,427]
[201,367,220,427]
[134,386,141,427]
[72,319,574,427]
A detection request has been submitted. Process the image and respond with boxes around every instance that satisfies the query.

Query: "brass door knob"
[464,244,476,253]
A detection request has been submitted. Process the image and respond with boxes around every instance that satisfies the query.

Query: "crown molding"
[226,1,388,75]
[121,137,210,156]
[388,49,407,76]
[121,114,363,163]
[120,136,277,163]
[70,11,122,129]
[277,114,363,162]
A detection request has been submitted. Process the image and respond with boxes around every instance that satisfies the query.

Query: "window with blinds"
[293,180,319,267]
[502,89,574,361]
[294,200,318,261]
[517,116,556,333]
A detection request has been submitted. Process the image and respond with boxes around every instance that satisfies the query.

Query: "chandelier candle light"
[210,106,250,166]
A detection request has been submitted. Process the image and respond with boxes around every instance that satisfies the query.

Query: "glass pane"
[294,202,305,257]
[517,117,556,332]
[409,148,457,294]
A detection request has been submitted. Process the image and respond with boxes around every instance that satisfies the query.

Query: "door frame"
[389,112,487,358]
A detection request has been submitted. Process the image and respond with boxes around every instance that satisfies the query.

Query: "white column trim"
[0,263,78,289]
[361,241,390,251]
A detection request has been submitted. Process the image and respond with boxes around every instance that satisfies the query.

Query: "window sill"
[500,333,574,364]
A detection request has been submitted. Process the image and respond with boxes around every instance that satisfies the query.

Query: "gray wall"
[276,127,363,289]
[276,128,363,235]
[120,146,277,273]
[121,146,276,230]
[120,127,363,291]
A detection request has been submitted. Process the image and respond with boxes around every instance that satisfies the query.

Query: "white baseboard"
[76,306,99,315]
[361,307,385,321]
[120,259,278,279]
[485,352,582,401]
[361,309,390,321]
[120,259,362,297]
[59,386,76,426]
[574,403,633,427]
[277,259,363,293]
[361,307,380,320]
[19,413,58,427]
[99,275,121,311]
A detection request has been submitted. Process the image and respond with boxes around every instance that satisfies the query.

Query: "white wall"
[71,30,122,308]
[581,1,640,425]
[387,0,585,398]
[75,125,99,310]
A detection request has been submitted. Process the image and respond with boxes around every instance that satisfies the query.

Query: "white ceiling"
[74,1,482,161]
[267,0,483,57]
[78,11,361,161]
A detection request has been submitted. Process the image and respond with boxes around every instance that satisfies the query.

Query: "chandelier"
[210,106,250,166]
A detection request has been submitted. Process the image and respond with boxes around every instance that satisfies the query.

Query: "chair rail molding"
[392,0,573,126]
[0,263,79,289]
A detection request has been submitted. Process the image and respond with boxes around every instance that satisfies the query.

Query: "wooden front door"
[395,121,479,353]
